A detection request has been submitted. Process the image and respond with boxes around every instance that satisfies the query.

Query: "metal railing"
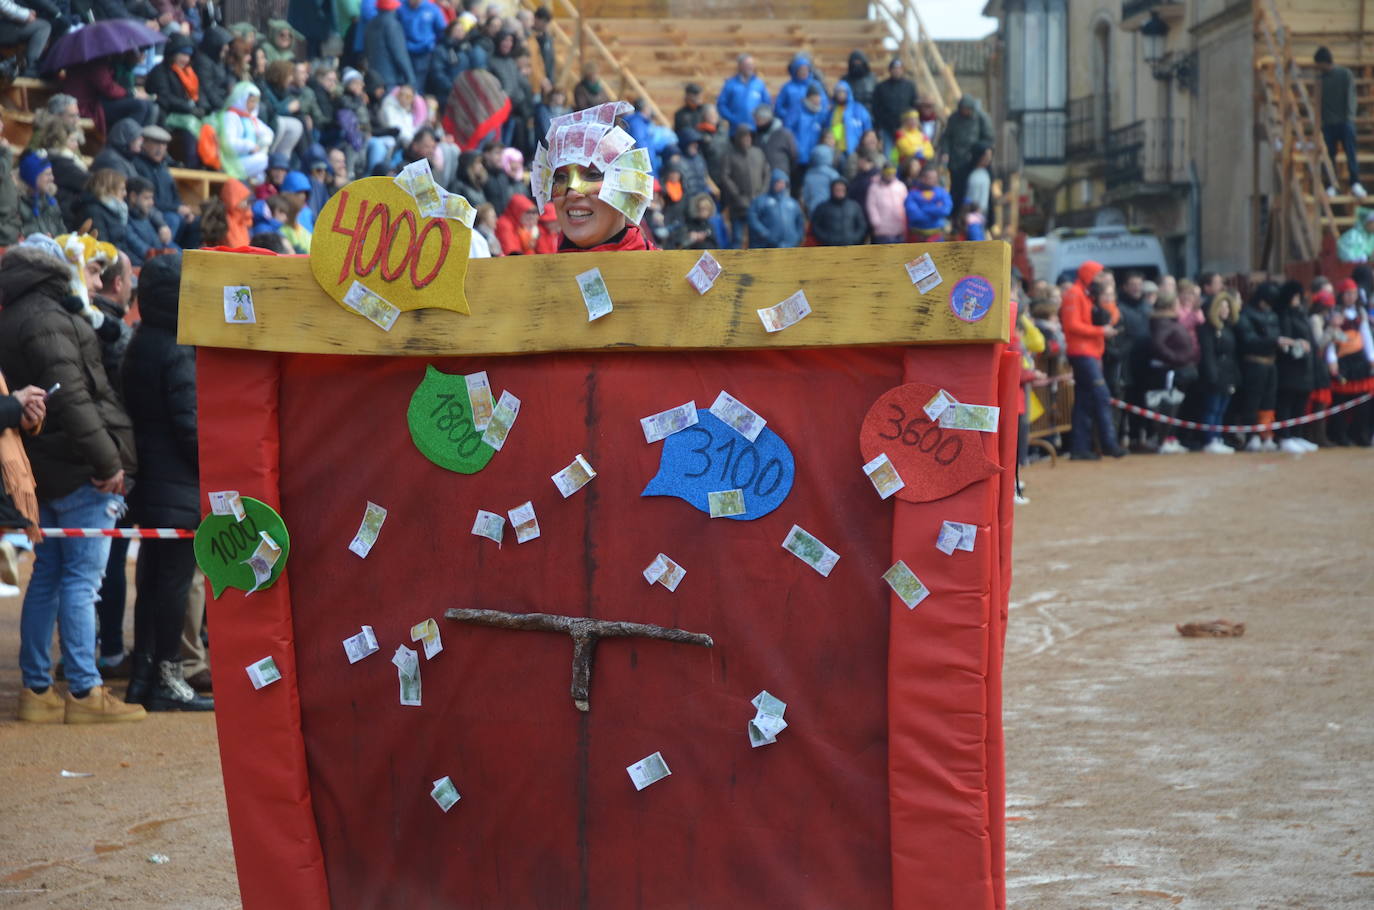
[1103,118,1187,189]
[1017,108,1067,165]
[1065,94,1108,158]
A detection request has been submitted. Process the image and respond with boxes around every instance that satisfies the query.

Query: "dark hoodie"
[774,54,824,129]
[842,50,875,111]
[939,95,995,173]
[193,26,236,112]
[91,119,142,178]
[120,253,199,529]
[0,244,136,500]
[872,62,917,135]
[753,107,798,177]
[146,34,204,118]
[746,168,804,249]
[811,179,867,246]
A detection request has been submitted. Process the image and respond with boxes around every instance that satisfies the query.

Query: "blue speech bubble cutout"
[642,410,794,520]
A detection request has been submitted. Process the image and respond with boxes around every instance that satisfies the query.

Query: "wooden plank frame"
[178,242,1010,357]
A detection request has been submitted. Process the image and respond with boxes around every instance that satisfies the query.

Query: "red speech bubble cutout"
[859,382,1002,503]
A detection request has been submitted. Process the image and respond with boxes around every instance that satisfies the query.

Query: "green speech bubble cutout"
[407,365,496,474]
[193,497,291,598]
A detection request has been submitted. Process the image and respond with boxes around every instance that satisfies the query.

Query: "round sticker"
[949,275,995,323]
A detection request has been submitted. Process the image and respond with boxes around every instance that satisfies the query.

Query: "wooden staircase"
[1255,0,1374,265]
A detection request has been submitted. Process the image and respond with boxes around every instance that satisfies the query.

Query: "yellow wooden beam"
[178,242,1010,357]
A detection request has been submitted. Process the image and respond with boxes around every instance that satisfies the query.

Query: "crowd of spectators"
[0,2,998,259]
[1013,267,1374,488]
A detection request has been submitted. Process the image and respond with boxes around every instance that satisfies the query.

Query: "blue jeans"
[1201,392,1231,444]
[1069,355,1118,455]
[20,485,124,693]
[366,136,396,173]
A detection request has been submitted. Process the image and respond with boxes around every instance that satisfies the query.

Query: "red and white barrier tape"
[1107,393,1373,433]
[39,528,196,539]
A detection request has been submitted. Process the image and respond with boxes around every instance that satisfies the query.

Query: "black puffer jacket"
[120,254,198,529]
[1276,303,1316,392]
[0,245,136,500]
[193,26,236,113]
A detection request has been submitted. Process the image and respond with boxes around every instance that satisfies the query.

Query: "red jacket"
[1061,260,1118,359]
[556,222,657,253]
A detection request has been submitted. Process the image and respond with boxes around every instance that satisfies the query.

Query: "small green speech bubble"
[407,365,496,474]
[193,497,291,598]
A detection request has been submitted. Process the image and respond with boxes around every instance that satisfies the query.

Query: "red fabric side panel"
[888,344,1007,910]
[196,349,331,910]
[988,350,1018,910]
[277,349,901,909]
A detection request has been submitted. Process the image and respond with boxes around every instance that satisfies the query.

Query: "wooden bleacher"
[584,17,889,121]
[0,74,230,207]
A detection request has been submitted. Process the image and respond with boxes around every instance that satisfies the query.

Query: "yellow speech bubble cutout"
[310,176,471,316]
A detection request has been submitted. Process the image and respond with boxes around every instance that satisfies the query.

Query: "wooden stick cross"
[444,608,714,711]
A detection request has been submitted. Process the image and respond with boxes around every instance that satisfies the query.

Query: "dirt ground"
[1,450,1371,908]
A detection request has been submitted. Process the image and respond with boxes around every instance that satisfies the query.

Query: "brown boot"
[64,686,148,724]
[17,687,64,723]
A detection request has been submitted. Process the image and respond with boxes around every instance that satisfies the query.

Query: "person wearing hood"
[718,54,770,131]
[1273,280,1318,453]
[774,54,824,129]
[866,163,908,243]
[746,169,804,249]
[841,50,876,111]
[872,58,917,152]
[219,178,253,248]
[827,82,873,159]
[117,253,214,712]
[146,33,206,150]
[811,178,867,246]
[939,95,995,216]
[1234,281,1283,452]
[752,104,798,181]
[1336,207,1374,262]
[800,143,840,218]
[212,82,274,181]
[674,128,715,202]
[719,122,769,248]
[18,153,66,238]
[0,240,145,725]
[784,83,829,172]
[495,193,544,255]
[194,25,237,113]
[1060,262,1124,459]
[263,18,302,63]
[904,163,952,239]
[365,0,418,88]
[91,119,143,178]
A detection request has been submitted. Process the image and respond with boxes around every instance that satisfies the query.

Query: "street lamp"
[1141,11,1168,67]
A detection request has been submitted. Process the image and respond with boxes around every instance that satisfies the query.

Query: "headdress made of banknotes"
[530,101,653,224]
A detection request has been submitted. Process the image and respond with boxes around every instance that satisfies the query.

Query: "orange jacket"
[1060,260,1118,359]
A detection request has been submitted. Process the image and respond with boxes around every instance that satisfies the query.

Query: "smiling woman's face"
[551,164,626,248]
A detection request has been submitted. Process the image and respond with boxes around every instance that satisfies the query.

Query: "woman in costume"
[530,102,657,252]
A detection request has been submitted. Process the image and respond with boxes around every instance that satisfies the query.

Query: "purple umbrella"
[41,19,168,74]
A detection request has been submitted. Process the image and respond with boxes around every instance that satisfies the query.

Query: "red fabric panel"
[196,349,332,910]
[276,349,905,908]
[888,344,1007,910]
[988,349,1019,910]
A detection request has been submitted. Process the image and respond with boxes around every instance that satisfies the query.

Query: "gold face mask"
[550,165,604,198]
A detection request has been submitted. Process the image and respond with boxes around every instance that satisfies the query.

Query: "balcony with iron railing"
[1103,118,1188,191]
[1065,95,1109,158]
